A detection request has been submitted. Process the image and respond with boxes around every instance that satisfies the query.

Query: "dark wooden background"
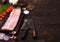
[0,0,60,42]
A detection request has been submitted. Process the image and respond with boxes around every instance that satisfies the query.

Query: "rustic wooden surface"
[20,0,60,42]
[0,0,60,42]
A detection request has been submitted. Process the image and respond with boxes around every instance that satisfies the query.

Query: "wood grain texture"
[0,0,60,42]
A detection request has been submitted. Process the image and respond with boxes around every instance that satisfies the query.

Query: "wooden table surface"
[0,0,60,42]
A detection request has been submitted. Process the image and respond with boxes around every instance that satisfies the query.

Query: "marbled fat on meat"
[1,8,21,30]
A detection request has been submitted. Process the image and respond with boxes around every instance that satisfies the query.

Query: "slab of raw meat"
[1,8,21,31]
